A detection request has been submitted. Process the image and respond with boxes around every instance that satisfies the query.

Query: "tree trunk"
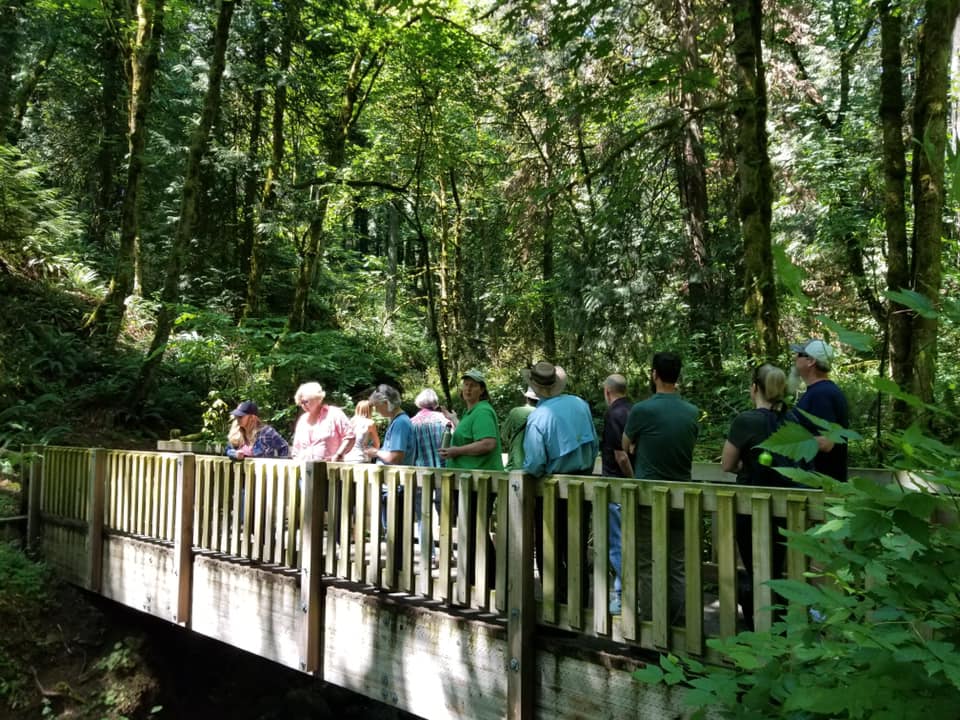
[675,0,718,379]
[84,0,165,345]
[386,201,399,322]
[237,3,267,314]
[244,0,295,321]
[133,0,235,404]
[879,0,911,424]
[8,38,57,144]
[541,203,556,360]
[730,0,779,361]
[89,8,126,249]
[0,0,23,141]
[288,43,370,332]
[908,0,960,408]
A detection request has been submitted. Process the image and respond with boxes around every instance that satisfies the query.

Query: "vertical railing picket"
[715,490,738,638]
[592,482,610,636]
[419,468,435,598]
[86,448,106,592]
[298,460,325,675]
[684,488,704,654]
[650,486,670,648]
[172,453,196,627]
[506,469,534,720]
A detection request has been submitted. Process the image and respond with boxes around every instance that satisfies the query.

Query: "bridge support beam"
[299,460,326,675]
[506,470,534,720]
[26,444,43,553]
[173,453,196,626]
[86,448,107,592]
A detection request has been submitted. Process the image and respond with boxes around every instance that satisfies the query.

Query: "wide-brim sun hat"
[524,361,567,399]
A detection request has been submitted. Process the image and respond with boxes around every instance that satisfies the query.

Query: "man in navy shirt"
[788,339,849,481]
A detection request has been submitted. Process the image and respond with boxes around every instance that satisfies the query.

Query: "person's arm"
[720,440,741,473]
[332,416,355,461]
[614,449,633,478]
[441,437,496,460]
[370,422,381,450]
[621,432,635,456]
[370,448,405,464]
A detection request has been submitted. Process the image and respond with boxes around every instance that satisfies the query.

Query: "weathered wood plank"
[683,488,703,655]
[506,469,533,720]
[592,482,609,636]
[299,460,325,675]
[173,453,195,626]
[86,448,106,593]
[715,491,737,638]
[650,487,670,648]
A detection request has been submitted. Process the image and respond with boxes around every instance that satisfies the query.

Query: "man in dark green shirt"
[622,352,699,623]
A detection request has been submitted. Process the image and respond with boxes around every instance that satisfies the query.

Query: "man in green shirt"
[622,352,699,624]
[501,386,538,471]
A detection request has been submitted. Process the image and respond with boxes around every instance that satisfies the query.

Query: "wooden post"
[716,490,738,638]
[26,444,43,553]
[172,453,196,627]
[506,470,534,720]
[592,482,609,636]
[86,449,107,592]
[299,460,326,676]
[683,488,704,654]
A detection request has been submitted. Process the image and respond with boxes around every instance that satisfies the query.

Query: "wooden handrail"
[33,445,836,663]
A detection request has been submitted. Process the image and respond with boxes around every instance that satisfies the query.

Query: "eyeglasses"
[796,352,810,358]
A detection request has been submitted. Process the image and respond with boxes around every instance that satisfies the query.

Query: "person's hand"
[438,446,455,460]
[364,447,378,462]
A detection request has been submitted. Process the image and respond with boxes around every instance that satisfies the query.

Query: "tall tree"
[134,0,236,402]
[674,0,718,377]
[243,0,295,321]
[84,0,166,344]
[881,0,960,424]
[730,0,779,360]
[0,0,24,141]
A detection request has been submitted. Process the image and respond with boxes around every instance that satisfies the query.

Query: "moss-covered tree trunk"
[676,0,718,379]
[132,0,235,405]
[237,3,267,317]
[879,0,912,426]
[730,0,779,361]
[908,0,959,409]
[244,0,295,321]
[0,0,23,141]
[288,43,369,333]
[89,4,126,250]
[84,0,165,345]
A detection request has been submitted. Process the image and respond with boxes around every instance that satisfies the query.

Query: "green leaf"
[757,422,820,462]
[633,664,664,683]
[885,289,938,318]
[815,316,875,352]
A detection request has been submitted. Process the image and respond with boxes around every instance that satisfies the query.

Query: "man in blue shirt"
[523,361,599,603]
[788,339,849,481]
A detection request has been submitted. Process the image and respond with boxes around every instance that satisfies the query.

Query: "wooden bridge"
[21,445,840,719]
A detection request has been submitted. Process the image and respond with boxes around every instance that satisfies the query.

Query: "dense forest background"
[1,0,959,464]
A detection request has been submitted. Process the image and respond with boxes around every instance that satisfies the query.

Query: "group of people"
[223,337,849,626]
[224,382,381,463]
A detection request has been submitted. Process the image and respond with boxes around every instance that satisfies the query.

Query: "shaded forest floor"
[0,483,421,720]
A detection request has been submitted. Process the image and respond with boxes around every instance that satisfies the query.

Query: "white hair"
[415,388,440,409]
[294,382,325,405]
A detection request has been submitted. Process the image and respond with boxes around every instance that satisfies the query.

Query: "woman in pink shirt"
[291,382,355,462]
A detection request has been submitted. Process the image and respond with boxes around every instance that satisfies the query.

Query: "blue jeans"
[609,502,623,594]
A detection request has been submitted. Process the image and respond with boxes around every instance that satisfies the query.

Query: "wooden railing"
[31,445,827,661]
